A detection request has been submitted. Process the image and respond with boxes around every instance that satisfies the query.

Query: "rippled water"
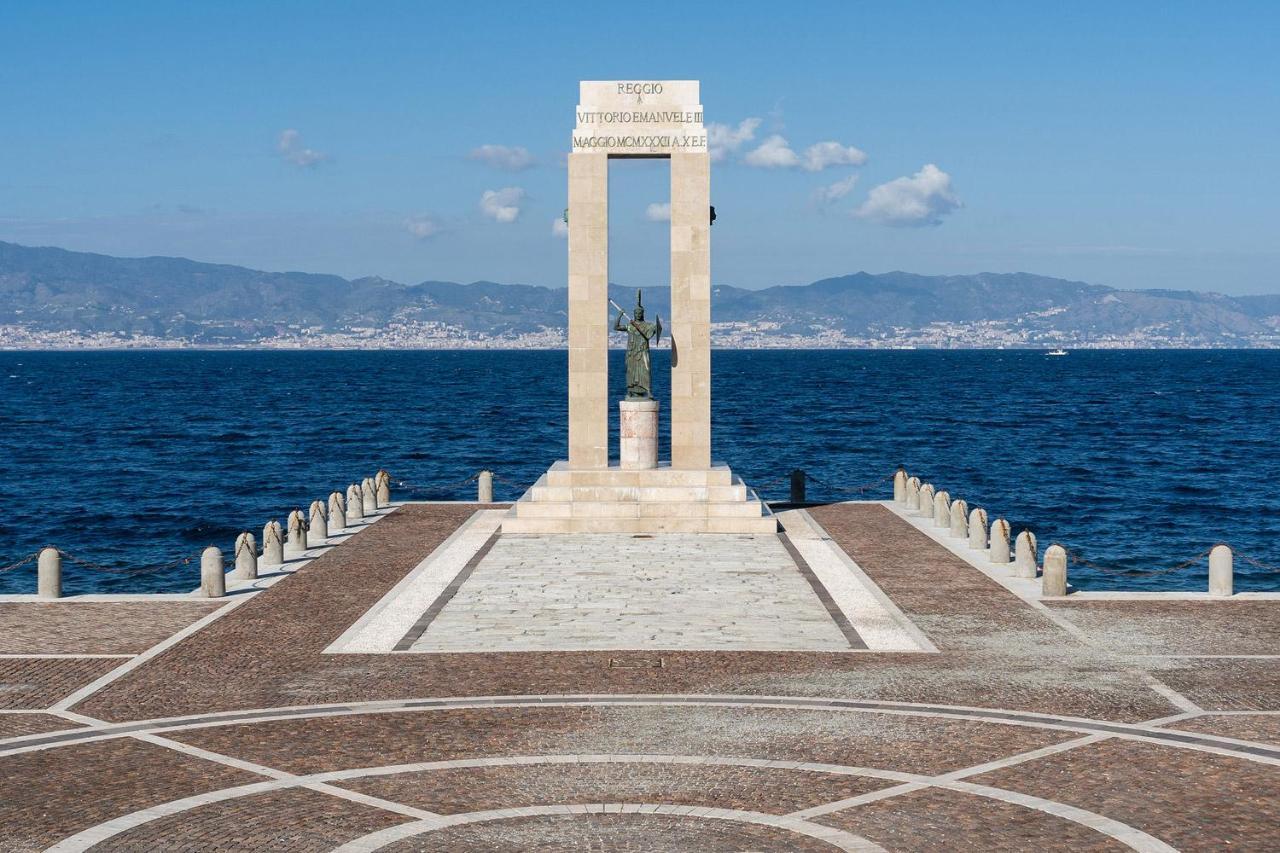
[1,350,1277,594]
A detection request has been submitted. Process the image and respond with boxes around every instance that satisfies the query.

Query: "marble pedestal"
[619,400,659,470]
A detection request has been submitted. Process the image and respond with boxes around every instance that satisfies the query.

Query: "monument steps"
[511,496,767,519]
[529,482,750,503]
[502,463,776,534]
[500,515,778,535]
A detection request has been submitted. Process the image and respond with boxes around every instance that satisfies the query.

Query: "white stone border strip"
[324,509,505,654]
[45,752,1173,853]
[782,509,938,653]
[6,693,1280,767]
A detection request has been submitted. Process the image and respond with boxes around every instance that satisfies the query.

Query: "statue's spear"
[609,297,635,324]
[609,298,661,341]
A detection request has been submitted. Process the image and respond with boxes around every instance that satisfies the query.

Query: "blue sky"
[1,1,1277,293]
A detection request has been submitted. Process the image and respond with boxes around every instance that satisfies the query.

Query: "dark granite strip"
[778,532,867,650]
[393,532,501,651]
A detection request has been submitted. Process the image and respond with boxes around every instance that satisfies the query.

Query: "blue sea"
[2,349,1278,595]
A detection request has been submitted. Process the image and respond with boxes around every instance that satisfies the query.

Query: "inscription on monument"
[573,80,706,155]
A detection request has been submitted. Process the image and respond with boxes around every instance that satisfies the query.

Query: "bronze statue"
[612,289,662,400]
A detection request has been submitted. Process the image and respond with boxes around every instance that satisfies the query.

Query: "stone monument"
[502,80,772,534]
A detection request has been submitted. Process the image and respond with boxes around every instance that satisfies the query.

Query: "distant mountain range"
[1,240,1278,348]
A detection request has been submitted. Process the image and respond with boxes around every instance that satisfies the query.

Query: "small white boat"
[1046,348,1068,356]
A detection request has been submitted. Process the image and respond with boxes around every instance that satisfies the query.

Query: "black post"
[789,469,806,503]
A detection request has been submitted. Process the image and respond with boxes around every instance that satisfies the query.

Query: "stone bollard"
[286,510,308,555]
[346,484,364,523]
[328,491,345,534]
[361,478,376,514]
[1014,530,1038,579]
[933,490,950,527]
[309,500,328,542]
[375,470,391,507]
[1042,544,1068,597]
[893,469,907,503]
[478,470,494,503]
[37,547,61,599]
[233,532,258,580]
[789,469,806,503]
[949,499,968,538]
[200,546,225,598]
[968,508,989,550]
[262,521,284,567]
[906,477,921,510]
[918,484,935,517]
[1209,544,1233,597]
[989,519,1011,563]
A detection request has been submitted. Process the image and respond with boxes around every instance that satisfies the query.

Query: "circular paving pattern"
[12,694,1272,851]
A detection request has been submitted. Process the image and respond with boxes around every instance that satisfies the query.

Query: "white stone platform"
[501,461,776,534]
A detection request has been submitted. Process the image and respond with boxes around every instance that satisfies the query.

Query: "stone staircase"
[501,460,777,534]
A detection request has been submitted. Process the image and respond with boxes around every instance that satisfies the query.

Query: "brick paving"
[0,737,260,851]
[0,712,81,738]
[805,503,1178,721]
[171,705,1074,777]
[0,656,122,709]
[341,762,891,815]
[1048,599,1280,656]
[817,787,1128,852]
[0,601,222,655]
[377,815,838,852]
[1162,713,1280,745]
[0,500,1276,850]
[971,738,1280,849]
[1153,657,1280,710]
[90,787,405,853]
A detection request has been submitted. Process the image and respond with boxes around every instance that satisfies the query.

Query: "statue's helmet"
[633,305,645,320]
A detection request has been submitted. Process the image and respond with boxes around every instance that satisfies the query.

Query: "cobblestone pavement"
[0,501,1276,851]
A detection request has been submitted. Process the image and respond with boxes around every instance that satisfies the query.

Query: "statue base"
[500,460,777,534]
[619,399,659,470]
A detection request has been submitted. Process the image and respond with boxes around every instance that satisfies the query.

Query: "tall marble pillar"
[566,151,609,469]
[669,151,711,469]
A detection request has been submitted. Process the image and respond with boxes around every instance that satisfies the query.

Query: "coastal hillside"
[1,241,1277,348]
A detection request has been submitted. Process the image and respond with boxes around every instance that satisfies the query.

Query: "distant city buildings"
[4,317,1277,350]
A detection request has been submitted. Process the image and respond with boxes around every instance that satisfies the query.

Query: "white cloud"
[743,136,867,172]
[277,129,326,168]
[552,216,568,237]
[854,164,962,227]
[812,174,860,207]
[469,144,535,171]
[802,141,868,172]
[403,215,440,240]
[645,202,671,222]
[743,134,800,168]
[480,187,525,223]
[707,117,761,162]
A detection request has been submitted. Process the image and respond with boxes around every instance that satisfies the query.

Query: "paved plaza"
[1,501,1278,850]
